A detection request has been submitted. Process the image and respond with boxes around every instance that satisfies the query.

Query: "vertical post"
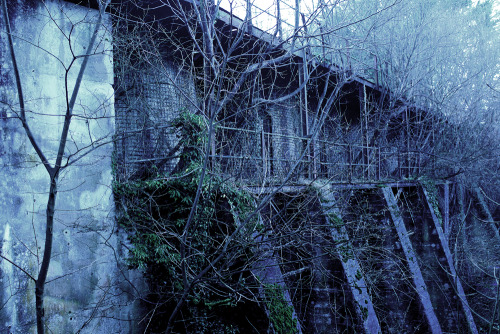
[444,181,450,238]
[261,127,266,178]
[431,124,436,174]
[359,85,365,179]
[378,147,381,180]
[263,113,273,177]
[348,145,352,183]
[345,39,351,73]
[295,0,300,35]
[301,15,314,179]
[363,85,370,179]
[245,0,253,34]
[359,85,364,176]
[405,107,411,177]
[456,182,465,270]
[268,132,273,177]
[276,0,282,39]
[300,68,310,179]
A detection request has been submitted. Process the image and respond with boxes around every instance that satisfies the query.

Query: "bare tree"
[1,0,112,332]
[110,0,402,331]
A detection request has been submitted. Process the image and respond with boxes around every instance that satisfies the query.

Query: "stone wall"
[0,1,137,332]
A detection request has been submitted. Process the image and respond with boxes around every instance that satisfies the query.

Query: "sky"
[219,0,500,33]
[219,0,297,33]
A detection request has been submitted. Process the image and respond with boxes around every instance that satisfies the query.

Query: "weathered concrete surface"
[319,188,381,334]
[0,1,138,332]
[422,186,478,334]
[252,214,302,334]
[382,187,442,334]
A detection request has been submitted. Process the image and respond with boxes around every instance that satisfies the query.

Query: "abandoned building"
[0,0,499,333]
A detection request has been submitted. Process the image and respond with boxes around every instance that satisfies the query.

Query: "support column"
[422,187,479,334]
[252,214,302,334]
[359,85,369,179]
[474,186,500,240]
[319,188,381,333]
[382,187,442,334]
[300,45,311,179]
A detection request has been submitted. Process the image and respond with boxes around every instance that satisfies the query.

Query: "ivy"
[113,111,256,332]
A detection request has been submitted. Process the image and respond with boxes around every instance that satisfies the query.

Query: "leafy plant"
[114,111,257,332]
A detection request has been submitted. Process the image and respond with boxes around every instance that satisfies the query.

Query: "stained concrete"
[0,1,139,332]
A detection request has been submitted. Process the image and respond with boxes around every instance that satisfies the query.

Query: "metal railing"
[218,0,389,87]
[210,125,429,184]
[116,121,431,184]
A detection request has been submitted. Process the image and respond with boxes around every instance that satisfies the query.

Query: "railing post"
[261,128,266,179]
[312,139,317,179]
[378,147,381,180]
[398,150,401,179]
[365,146,372,180]
[348,145,352,182]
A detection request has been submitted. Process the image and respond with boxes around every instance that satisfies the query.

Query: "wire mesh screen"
[115,65,197,180]
[215,126,263,180]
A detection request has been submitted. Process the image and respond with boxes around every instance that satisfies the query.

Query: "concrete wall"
[0,1,137,332]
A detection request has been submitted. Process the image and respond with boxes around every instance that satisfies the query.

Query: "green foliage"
[264,284,298,334]
[360,306,368,321]
[188,307,240,334]
[113,111,256,331]
[170,110,208,171]
[327,212,344,228]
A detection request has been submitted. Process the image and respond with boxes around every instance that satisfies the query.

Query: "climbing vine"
[113,111,260,332]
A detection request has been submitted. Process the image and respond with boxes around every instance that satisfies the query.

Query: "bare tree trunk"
[1,1,107,332]
[35,177,57,334]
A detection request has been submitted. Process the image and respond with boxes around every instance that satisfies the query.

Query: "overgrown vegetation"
[110,0,499,332]
[114,112,264,332]
[264,284,298,334]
